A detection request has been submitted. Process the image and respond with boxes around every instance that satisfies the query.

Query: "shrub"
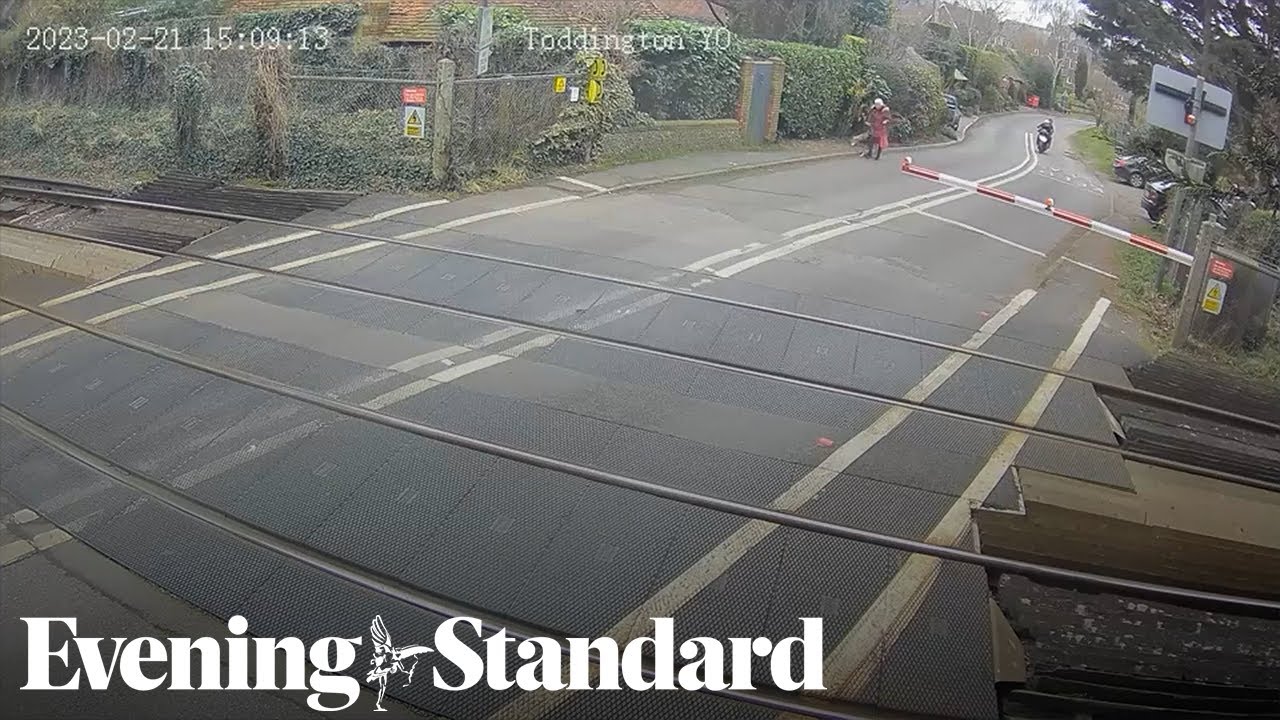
[869,57,947,140]
[627,19,741,121]
[740,38,864,138]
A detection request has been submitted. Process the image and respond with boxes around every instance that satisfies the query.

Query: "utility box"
[1189,249,1279,350]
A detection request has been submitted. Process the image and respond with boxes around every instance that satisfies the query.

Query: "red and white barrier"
[900,157,1194,267]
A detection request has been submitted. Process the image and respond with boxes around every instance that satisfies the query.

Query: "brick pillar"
[736,57,752,138]
[766,56,785,142]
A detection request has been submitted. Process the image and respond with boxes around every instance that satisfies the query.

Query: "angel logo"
[366,616,432,711]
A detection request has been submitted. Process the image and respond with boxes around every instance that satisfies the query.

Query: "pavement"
[0,113,1151,720]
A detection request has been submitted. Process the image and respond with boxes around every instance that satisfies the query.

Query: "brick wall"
[598,120,744,164]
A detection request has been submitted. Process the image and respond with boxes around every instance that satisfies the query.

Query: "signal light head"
[1185,113,1197,125]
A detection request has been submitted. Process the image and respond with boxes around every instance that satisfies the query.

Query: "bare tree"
[1032,0,1081,107]
[958,0,1012,49]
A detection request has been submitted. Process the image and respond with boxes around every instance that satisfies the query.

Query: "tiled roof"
[228,0,346,12]
[382,0,667,43]
[650,0,718,22]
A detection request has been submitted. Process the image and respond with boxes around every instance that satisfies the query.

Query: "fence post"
[432,58,455,185]
[1172,215,1224,349]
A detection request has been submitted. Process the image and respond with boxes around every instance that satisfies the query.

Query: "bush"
[955,86,981,113]
[869,57,947,141]
[627,19,742,120]
[740,38,864,138]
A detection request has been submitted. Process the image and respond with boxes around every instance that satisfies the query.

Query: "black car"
[1142,181,1241,224]
[1113,154,1160,188]
[942,94,961,131]
[1141,177,1179,222]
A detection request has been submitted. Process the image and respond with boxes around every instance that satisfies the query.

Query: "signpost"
[400,86,427,139]
[1209,258,1235,281]
[1146,64,1232,150]
[476,3,494,76]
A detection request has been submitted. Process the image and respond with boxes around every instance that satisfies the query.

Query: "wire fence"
[451,73,575,177]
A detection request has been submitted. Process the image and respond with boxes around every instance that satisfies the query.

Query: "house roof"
[226,0,681,43]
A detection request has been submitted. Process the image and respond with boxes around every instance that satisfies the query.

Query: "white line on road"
[394,196,580,240]
[812,297,1112,704]
[715,134,1037,278]
[0,200,448,325]
[555,175,609,193]
[487,288,1039,720]
[680,243,766,272]
[780,140,1035,240]
[915,210,1046,257]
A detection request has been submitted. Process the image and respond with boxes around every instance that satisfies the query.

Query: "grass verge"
[1069,126,1116,175]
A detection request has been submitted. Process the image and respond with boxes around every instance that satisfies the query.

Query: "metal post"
[431,58,455,186]
[1172,214,1223,349]
[1154,74,1205,292]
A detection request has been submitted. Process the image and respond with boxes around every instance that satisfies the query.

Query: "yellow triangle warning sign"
[403,106,424,138]
[1207,285,1220,299]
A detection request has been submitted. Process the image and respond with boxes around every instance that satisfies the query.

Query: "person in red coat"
[864,98,891,160]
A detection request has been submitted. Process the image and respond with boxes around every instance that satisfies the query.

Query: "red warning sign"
[401,86,427,105]
[1208,258,1234,280]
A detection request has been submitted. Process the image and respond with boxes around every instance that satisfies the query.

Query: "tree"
[1074,48,1089,99]
[956,0,1012,50]
[1032,0,1082,110]
[1077,0,1280,183]
[707,0,892,46]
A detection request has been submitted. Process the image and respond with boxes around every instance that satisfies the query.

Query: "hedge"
[741,38,864,139]
[868,58,947,142]
[627,19,742,121]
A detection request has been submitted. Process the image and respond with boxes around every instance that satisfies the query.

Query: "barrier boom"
[900,157,1194,267]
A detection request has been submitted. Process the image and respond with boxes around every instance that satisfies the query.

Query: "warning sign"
[1201,278,1227,315]
[553,76,566,93]
[568,86,580,103]
[584,79,602,104]
[401,86,427,105]
[1208,257,1234,280]
[403,105,425,139]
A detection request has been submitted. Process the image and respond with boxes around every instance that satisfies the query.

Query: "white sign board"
[476,6,494,76]
[1201,278,1227,315]
[402,105,425,139]
[1146,64,1232,150]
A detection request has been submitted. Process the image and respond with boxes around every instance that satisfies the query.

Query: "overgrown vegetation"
[627,20,742,121]
[741,38,865,138]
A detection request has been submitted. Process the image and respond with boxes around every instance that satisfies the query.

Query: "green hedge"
[868,59,947,142]
[627,19,742,121]
[741,38,864,139]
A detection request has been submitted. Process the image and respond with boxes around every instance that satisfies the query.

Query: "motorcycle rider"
[1036,118,1054,151]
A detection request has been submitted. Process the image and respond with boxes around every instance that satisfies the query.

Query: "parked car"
[942,94,961,131]
[1112,154,1160,188]
[1142,181,1244,224]
[1141,178,1179,222]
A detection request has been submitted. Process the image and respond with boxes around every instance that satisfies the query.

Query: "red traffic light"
[1185,113,1197,125]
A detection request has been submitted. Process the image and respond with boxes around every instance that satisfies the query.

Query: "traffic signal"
[1184,95,1196,125]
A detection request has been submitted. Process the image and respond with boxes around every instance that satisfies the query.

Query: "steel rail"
[4,296,1278,616]
[0,187,1273,437]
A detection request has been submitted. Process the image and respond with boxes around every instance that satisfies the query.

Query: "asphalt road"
[1,113,1149,720]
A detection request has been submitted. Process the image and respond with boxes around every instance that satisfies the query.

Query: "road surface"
[1,113,1147,720]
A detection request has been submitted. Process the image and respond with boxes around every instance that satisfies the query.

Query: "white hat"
[873,98,885,107]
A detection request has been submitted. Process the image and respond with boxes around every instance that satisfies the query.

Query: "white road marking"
[394,196,579,240]
[0,200,447,325]
[0,539,35,565]
[715,134,1038,278]
[362,338,555,411]
[681,243,765,272]
[915,210,1046,257]
[31,528,72,550]
[556,175,609,193]
[5,508,39,525]
[914,210,1118,280]
[1,241,388,357]
[1065,257,1118,279]
[780,141,1035,239]
[209,199,448,260]
[812,297,1112,703]
[488,288,1039,720]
